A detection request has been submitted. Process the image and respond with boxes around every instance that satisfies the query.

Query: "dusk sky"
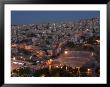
[11,11,100,24]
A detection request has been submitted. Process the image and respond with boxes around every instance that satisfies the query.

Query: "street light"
[56,66,59,68]
[87,68,92,76]
[47,59,53,71]
[13,57,16,60]
[86,29,89,31]
[66,66,68,70]
[87,69,90,72]
[64,51,68,54]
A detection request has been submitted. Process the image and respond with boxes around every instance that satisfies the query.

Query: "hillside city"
[11,17,100,77]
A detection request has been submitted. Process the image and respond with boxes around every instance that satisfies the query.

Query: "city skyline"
[11,11,100,24]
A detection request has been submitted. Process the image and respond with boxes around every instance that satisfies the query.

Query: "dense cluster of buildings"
[11,17,100,77]
[12,17,99,47]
